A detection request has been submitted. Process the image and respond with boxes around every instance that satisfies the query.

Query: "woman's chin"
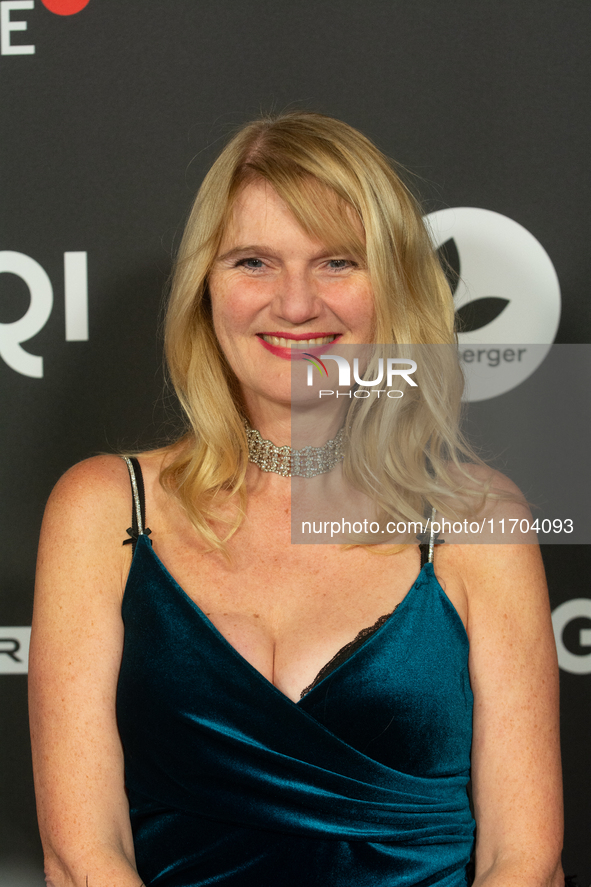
[242,385,337,419]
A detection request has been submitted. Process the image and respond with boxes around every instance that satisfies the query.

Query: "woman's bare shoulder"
[36,449,169,611]
[436,536,545,584]
[46,446,173,520]
[445,460,525,498]
[44,445,185,554]
[437,462,533,543]
[36,456,132,595]
[53,453,130,489]
[45,454,132,528]
[433,463,545,600]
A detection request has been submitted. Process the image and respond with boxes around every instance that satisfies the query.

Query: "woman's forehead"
[225,180,299,235]
[220,177,366,255]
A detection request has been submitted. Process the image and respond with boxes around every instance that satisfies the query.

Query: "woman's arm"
[29,456,143,887]
[459,541,564,886]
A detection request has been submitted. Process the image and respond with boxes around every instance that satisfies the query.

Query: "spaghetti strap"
[122,456,151,553]
[419,507,438,568]
[427,506,437,564]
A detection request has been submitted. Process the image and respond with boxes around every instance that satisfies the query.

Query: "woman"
[29,112,563,887]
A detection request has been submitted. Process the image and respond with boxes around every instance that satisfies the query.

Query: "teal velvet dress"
[116,460,475,886]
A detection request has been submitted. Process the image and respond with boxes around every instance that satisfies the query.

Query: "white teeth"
[261,335,337,348]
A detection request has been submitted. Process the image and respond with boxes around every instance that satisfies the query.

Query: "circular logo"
[424,208,561,401]
[551,599,591,675]
[41,0,90,14]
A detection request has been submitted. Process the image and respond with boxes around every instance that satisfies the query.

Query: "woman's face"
[208,178,375,413]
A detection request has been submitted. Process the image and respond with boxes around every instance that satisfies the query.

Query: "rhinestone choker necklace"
[245,423,345,478]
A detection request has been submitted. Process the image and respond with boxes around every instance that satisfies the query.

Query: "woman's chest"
[120,537,473,779]
[145,513,467,702]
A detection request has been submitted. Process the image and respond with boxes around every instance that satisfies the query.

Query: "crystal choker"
[244,423,345,478]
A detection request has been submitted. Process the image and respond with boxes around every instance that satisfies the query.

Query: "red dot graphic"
[41,0,90,14]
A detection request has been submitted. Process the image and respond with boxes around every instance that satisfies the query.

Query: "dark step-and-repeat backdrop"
[1,2,589,884]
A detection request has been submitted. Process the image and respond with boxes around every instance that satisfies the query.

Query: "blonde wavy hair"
[162,111,487,551]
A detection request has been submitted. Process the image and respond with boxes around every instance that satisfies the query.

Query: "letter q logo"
[0,251,51,377]
[0,249,88,377]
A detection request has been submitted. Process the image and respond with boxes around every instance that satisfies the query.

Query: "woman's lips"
[257,333,340,360]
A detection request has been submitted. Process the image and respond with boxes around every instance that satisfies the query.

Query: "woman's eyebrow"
[216,244,356,262]
[216,245,272,261]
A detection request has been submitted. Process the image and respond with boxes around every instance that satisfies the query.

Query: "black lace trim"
[300,608,398,698]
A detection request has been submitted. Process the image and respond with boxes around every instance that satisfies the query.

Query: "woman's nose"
[271,269,321,324]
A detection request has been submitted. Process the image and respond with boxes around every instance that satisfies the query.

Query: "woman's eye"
[237,257,265,270]
[327,258,355,270]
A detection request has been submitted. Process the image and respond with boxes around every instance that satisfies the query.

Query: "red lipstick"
[257,333,341,361]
